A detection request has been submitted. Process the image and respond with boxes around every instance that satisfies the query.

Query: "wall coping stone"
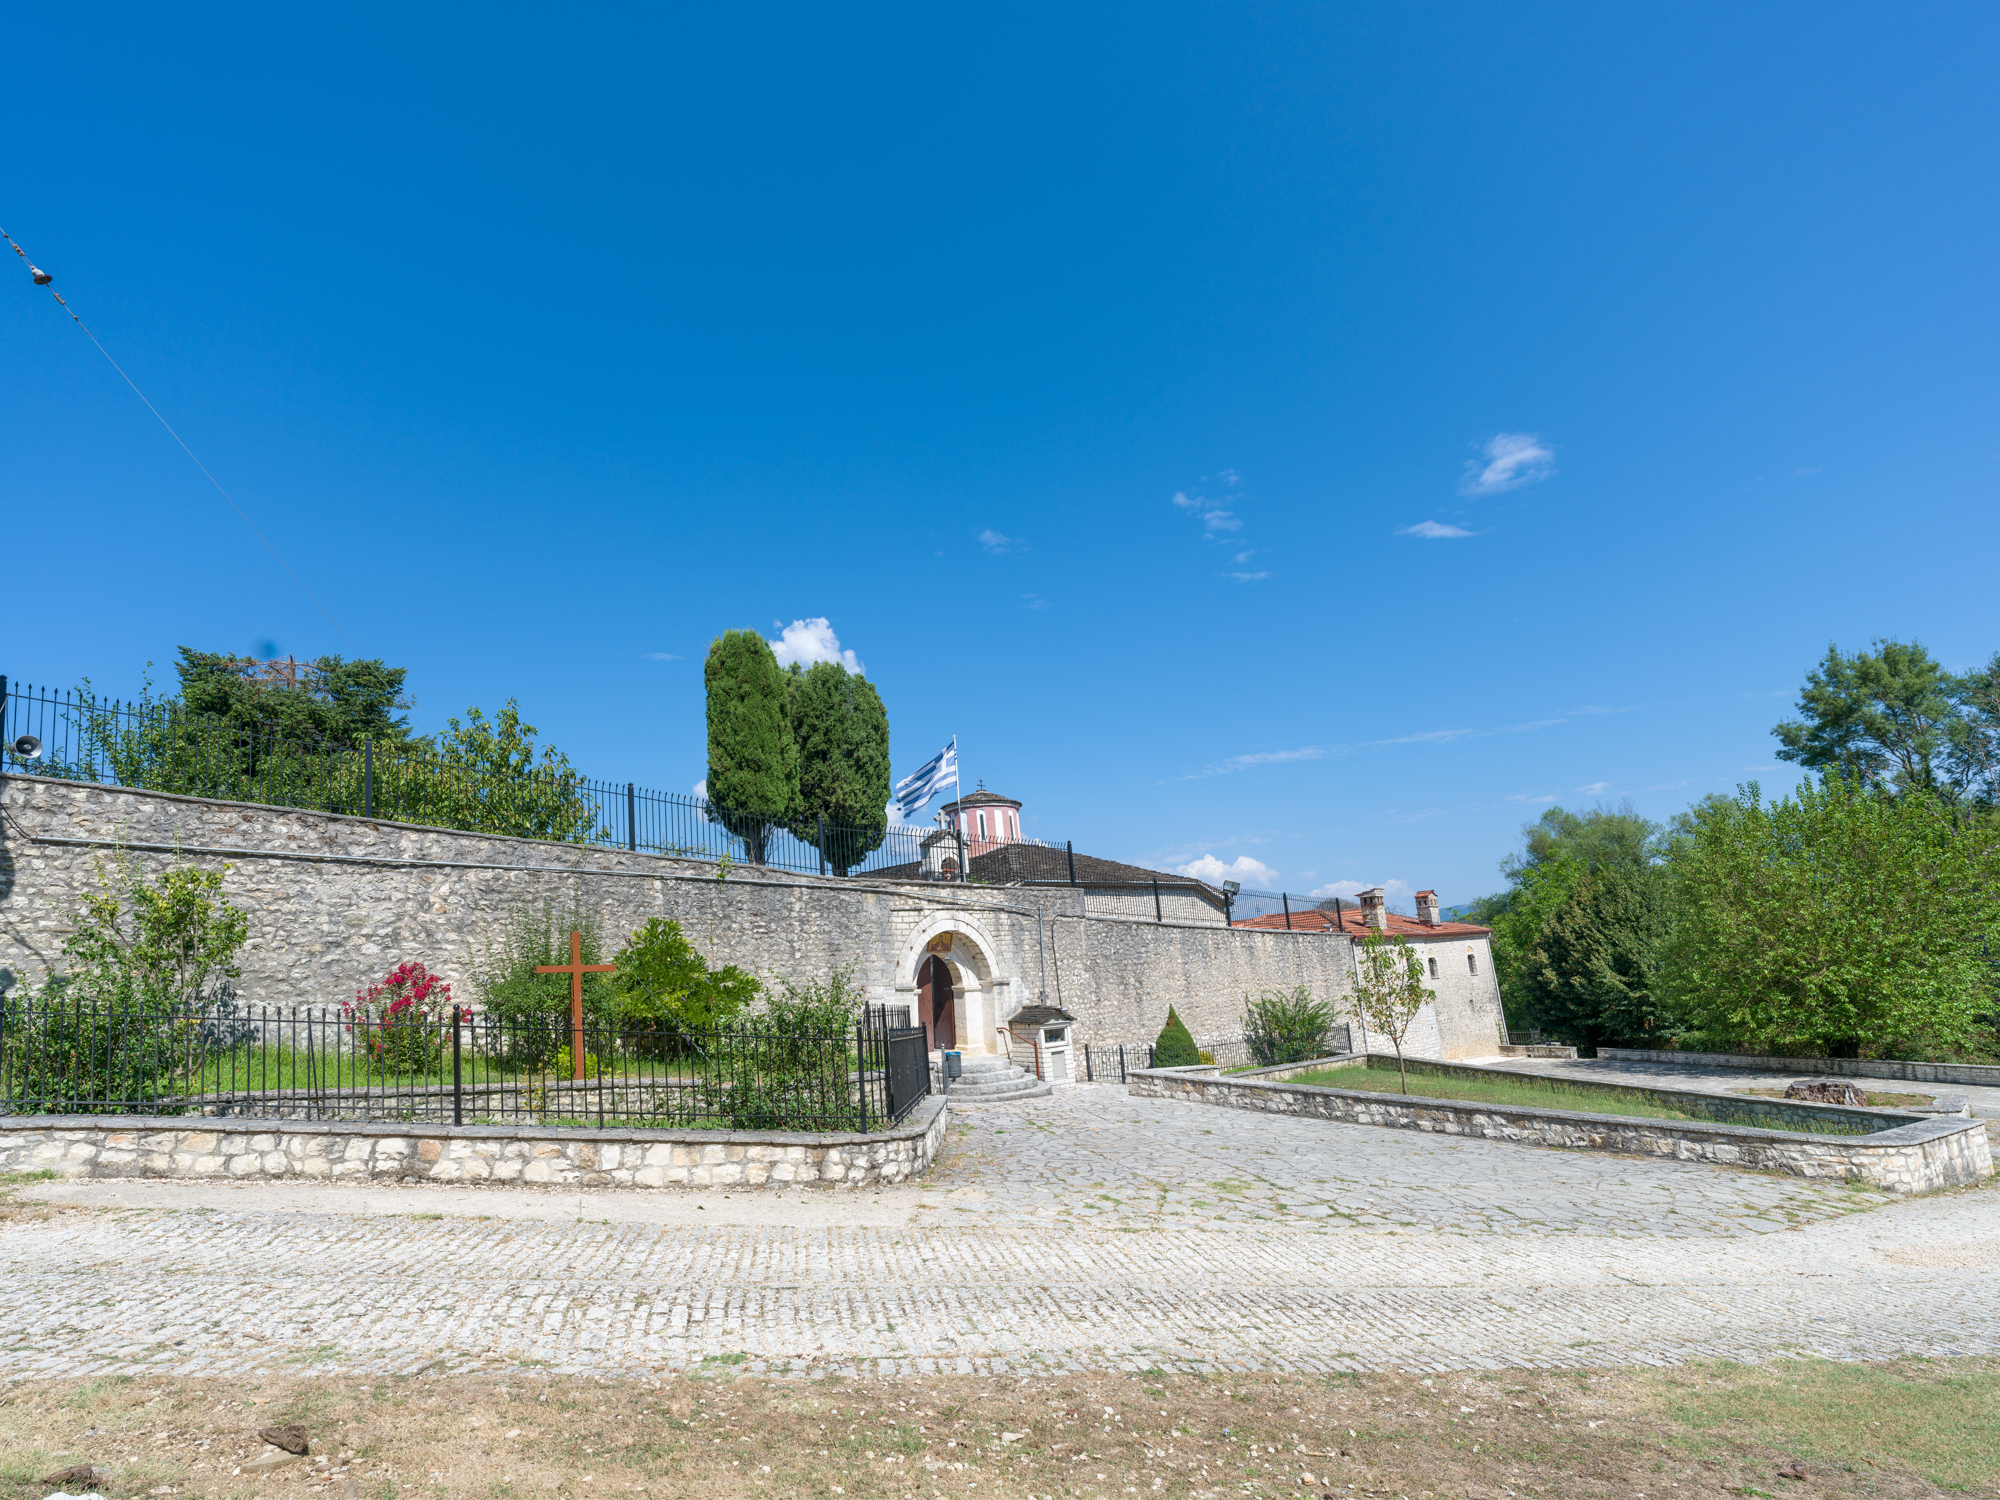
[0,1093,947,1150]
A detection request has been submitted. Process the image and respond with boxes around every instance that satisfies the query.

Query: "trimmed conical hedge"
[1153,1006,1202,1067]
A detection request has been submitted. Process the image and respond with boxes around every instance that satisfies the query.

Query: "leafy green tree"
[1774,639,1969,796]
[609,918,762,1054]
[1153,1007,1201,1067]
[409,701,603,842]
[174,648,416,748]
[705,630,798,864]
[1516,863,1665,1050]
[1351,931,1432,1091]
[1656,777,2000,1059]
[1949,651,2000,805]
[787,661,890,874]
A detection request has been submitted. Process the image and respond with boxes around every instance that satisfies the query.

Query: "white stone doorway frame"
[893,913,1012,1057]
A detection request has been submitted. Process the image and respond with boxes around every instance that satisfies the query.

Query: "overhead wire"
[2,223,357,650]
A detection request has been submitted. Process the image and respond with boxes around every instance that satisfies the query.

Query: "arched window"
[1428,956,1438,978]
[1467,952,1478,974]
[978,812,988,840]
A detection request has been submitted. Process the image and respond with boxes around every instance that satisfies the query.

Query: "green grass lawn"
[1279,1060,1885,1135]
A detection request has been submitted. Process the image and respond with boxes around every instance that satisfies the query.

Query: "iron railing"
[0,996,933,1130]
[1083,1027,1353,1082]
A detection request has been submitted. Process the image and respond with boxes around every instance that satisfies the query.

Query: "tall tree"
[1773,639,1967,796]
[1351,931,1432,1092]
[1516,863,1665,1050]
[704,630,798,864]
[787,660,890,874]
[1655,777,1999,1059]
[1948,651,2000,806]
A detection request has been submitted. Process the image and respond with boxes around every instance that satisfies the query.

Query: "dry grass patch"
[0,1359,1993,1500]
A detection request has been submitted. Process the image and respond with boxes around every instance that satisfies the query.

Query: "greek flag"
[893,737,958,819]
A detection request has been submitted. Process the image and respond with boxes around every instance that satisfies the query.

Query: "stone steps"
[946,1057,1054,1104]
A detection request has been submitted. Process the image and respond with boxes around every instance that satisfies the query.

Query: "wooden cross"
[535,929,615,1080]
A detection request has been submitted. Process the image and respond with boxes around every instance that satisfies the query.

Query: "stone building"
[0,775,1507,1069]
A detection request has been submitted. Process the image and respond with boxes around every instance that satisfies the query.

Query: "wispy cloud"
[1461,432,1556,495]
[1211,747,1325,772]
[1574,781,1611,795]
[1233,550,1256,564]
[644,652,680,661]
[1171,490,1199,510]
[1377,727,1478,745]
[1177,853,1279,888]
[1185,709,1586,779]
[1647,780,1689,791]
[1506,791,1560,804]
[1397,521,1474,539]
[1020,592,1052,610]
[1202,509,1242,533]
[1227,570,1272,582]
[978,529,1017,554]
[770,617,864,674]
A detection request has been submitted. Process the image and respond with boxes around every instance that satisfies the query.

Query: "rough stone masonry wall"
[0,776,1474,1058]
[1127,1066,1993,1195]
[0,1094,952,1190]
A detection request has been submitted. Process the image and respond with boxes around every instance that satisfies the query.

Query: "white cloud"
[770,617,864,674]
[1647,780,1689,791]
[1397,521,1474,539]
[1218,468,1240,486]
[1202,509,1242,532]
[692,779,708,800]
[1206,746,1324,775]
[1232,550,1256,563]
[1171,490,1200,509]
[1227,570,1272,582]
[1177,853,1279,888]
[644,651,681,660]
[978,529,1016,554]
[1505,791,1560,804]
[1021,592,1052,610]
[1461,432,1555,495]
[1308,878,1415,913]
[1574,781,1611,795]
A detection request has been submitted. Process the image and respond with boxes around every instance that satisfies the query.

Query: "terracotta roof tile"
[1230,908,1489,937]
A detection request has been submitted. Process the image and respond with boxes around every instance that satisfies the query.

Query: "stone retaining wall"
[1128,1064,1992,1195]
[0,1094,951,1189]
[1600,1047,2000,1090]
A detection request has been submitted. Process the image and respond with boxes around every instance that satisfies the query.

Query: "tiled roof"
[941,789,1020,809]
[1231,908,1490,937]
[873,842,1226,907]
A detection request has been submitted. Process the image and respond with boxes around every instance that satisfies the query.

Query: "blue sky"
[6,3,1998,908]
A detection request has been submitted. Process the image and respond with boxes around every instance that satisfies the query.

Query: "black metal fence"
[1083,1026,1355,1082]
[0,996,933,1131]
[1224,887,1355,928]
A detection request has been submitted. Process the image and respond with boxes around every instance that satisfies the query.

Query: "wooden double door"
[917,955,957,1051]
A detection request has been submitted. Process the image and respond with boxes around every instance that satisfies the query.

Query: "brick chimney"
[1358,887,1388,931]
[1415,890,1440,926]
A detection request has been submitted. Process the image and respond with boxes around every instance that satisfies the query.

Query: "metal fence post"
[954,827,966,881]
[1282,892,1292,930]
[856,1020,870,1132]
[363,737,374,819]
[1152,877,1162,922]
[1066,841,1077,886]
[818,814,827,877]
[452,1007,463,1126]
[627,782,637,852]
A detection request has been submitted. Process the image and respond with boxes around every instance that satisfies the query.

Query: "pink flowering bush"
[344,961,453,1074]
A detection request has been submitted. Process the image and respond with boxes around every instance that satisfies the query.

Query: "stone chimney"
[1358,887,1388,931]
[1415,890,1440,926]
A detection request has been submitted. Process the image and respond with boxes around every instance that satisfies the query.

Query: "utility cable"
[3,224,356,649]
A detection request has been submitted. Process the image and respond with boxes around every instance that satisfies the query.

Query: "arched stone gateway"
[894,914,1012,1056]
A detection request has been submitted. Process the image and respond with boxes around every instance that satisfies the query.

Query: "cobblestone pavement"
[3,1085,1996,1382]
[1478,1053,2000,1124]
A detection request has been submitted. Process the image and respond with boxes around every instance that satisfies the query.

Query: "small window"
[1467,952,1478,974]
[978,812,988,840]
[1428,956,1438,978]
[1043,1027,1067,1044]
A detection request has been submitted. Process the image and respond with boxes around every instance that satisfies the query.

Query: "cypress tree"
[704,630,798,864]
[1153,1006,1202,1067]
[788,661,891,874]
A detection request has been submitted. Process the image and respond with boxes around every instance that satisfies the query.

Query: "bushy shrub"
[610,918,762,1056]
[344,961,452,1075]
[1153,1007,1201,1067]
[1243,985,1337,1066]
[2,852,247,1112]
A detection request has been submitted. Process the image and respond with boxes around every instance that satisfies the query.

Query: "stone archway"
[917,954,956,1051]
[896,915,1008,1056]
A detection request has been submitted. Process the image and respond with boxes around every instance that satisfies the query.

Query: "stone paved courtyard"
[3,1084,1997,1382]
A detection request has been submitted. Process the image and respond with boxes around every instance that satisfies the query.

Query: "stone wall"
[0,1094,951,1190]
[1601,1047,2000,1090]
[0,776,1511,1060]
[1127,1063,1993,1195]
